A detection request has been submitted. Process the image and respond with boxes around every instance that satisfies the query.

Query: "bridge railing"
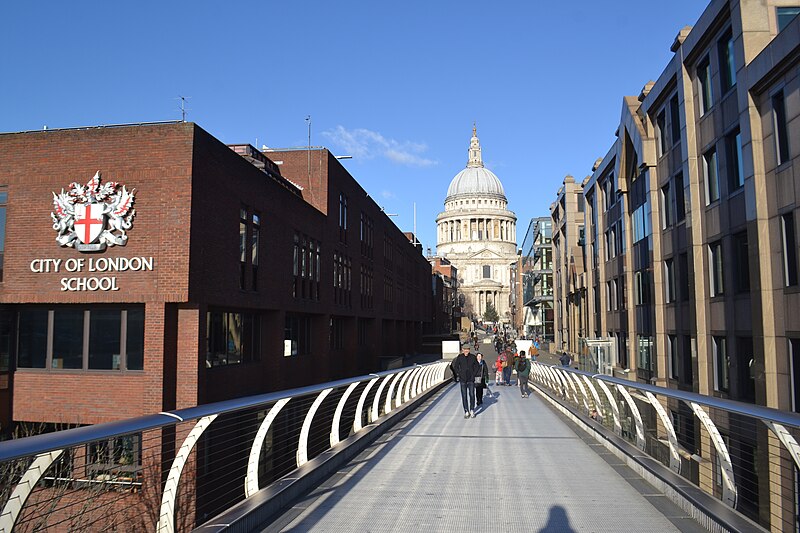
[0,361,451,532]
[529,362,800,532]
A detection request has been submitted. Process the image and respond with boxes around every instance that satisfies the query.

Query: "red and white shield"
[74,203,105,244]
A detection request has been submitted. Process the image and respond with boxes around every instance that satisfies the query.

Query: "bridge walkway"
[262,380,708,532]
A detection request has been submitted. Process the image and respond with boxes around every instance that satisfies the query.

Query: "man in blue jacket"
[452,342,480,418]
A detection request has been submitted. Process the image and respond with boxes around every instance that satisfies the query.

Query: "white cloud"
[322,125,437,167]
[380,190,395,199]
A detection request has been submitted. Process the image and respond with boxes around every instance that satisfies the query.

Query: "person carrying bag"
[475,353,490,407]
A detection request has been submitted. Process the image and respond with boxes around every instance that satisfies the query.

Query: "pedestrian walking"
[502,348,513,386]
[452,342,480,418]
[559,351,572,367]
[475,353,490,407]
[500,350,514,385]
[494,356,504,385]
[516,350,531,397]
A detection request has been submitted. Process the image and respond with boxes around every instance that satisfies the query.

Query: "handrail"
[0,366,434,463]
[529,361,800,531]
[0,361,452,533]
[545,364,800,429]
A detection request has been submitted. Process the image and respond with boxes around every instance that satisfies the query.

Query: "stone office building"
[0,121,432,433]
[553,1,800,528]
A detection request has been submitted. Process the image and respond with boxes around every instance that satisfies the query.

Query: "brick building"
[0,121,431,432]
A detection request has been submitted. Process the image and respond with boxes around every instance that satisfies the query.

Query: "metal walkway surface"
[263,382,708,532]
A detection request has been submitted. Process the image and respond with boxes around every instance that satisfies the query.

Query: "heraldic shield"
[51,171,136,252]
[74,203,106,250]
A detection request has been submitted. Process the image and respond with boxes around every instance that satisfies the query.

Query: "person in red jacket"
[494,356,504,385]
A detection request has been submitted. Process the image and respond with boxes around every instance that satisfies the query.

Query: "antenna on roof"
[177,96,191,122]
[305,115,312,182]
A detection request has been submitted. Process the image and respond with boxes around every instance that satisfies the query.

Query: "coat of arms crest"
[51,171,136,252]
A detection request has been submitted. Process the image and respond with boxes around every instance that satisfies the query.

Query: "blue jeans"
[503,366,512,385]
[459,381,475,412]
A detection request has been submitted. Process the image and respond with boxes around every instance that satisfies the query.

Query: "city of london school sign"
[29,171,154,291]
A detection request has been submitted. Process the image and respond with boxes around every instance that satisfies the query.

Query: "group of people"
[451,341,533,419]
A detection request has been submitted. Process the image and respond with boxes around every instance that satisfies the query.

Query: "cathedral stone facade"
[436,127,517,323]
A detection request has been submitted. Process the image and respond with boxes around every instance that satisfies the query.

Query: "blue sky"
[2,1,707,252]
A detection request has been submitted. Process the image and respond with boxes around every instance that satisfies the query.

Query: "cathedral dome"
[444,125,506,202]
[446,166,505,200]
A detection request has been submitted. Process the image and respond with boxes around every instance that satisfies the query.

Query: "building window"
[678,252,690,302]
[206,311,260,367]
[773,90,790,166]
[709,241,724,296]
[339,193,348,243]
[86,434,141,482]
[483,265,491,279]
[0,190,6,282]
[670,95,681,145]
[126,309,144,371]
[604,177,615,210]
[713,336,729,392]
[293,233,320,301]
[88,309,121,370]
[292,234,299,298]
[733,232,751,293]
[330,317,344,350]
[668,334,678,380]
[634,271,650,305]
[681,336,694,387]
[632,198,652,243]
[358,318,370,347]
[17,309,48,368]
[606,281,612,312]
[736,336,756,403]
[384,276,394,312]
[637,335,655,380]
[698,57,713,116]
[674,172,686,222]
[361,264,374,309]
[656,110,667,157]
[665,259,675,303]
[360,212,374,258]
[284,314,312,357]
[251,214,260,291]
[240,208,247,290]
[718,29,736,93]
[778,7,800,32]
[661,183,672,229]
[791,339,800,412]
[704,148,720,204]
[726,127,744,191]
[18,307,145,371]
[52,309,83,369]
[782,213,798,286]
[334,252,352,307]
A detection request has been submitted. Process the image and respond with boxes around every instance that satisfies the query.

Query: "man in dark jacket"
[452,342,480,418]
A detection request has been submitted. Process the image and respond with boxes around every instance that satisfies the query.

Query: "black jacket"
[452,353,480,383]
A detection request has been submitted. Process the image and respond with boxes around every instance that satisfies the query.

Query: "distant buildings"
[517,217,554,340]
[551,176,586,355]
[436,127,518,325]
[427,256,459,334]
[0,122,432,433]
[550,1,800,526]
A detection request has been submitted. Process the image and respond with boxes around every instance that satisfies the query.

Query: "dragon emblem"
[51,171,136,252]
